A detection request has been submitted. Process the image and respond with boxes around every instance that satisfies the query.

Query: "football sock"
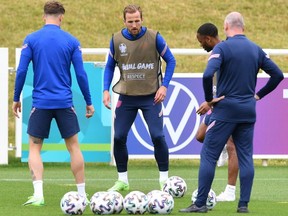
[225,184,236,194]
[77,183,86,197]
[159,171,169,183]
[118,172,128,184]
[33,180,43,198]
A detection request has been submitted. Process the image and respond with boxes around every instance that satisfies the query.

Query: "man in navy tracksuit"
[180,12,283,213]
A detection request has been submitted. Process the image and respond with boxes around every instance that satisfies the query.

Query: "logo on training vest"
[121,63,155,71]
[119,43,128,56]
[124,73,146,80]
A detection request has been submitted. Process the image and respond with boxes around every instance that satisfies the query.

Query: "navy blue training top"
[103,27,176,91]
[203,35,283,123]
[14,24,92,108]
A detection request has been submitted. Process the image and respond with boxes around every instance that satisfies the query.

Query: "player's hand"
[154,86,167,104]
[103,90,111,109]
[196,95,225,115]
[86,105,95,118]
[196,101,211,115]
[12,101,21,118]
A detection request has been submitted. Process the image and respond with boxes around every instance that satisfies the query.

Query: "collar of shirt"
[122,26,147,40]
[43,24,60,29]
[226,34,246,40]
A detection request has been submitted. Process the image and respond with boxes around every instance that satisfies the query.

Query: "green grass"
[1,1,288,214]
[1,159,287,215]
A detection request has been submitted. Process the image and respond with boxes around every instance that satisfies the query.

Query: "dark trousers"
[113,94,169,172]
[195,119,255,208]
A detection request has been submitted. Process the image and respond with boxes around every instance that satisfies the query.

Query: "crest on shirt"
[21,43,28,50]
[119,43,128,56]
[208,53,220,61]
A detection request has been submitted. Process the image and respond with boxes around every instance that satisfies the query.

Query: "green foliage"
[1,0,288,71]
[0,159,288,215]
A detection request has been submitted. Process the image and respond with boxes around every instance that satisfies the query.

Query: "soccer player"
[12,0,94,206]
[102,4,176,191]
[180,12,283,213]
[195,23,238,202]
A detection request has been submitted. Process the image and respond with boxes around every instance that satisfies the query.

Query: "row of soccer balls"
[60,176,217,215]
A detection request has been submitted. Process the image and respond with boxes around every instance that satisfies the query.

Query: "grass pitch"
[1,1,287,215]
[0,159,287,215]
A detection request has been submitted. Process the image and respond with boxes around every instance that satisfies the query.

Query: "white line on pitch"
[0,178,287,182]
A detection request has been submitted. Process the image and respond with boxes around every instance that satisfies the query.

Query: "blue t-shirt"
[203,35,283,123]
[14,24,92,108]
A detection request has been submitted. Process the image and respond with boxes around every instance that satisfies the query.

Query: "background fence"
[0,48,287,164]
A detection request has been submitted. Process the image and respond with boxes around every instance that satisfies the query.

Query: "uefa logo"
[131,80,201,153]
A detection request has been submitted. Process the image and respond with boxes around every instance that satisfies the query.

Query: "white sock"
[118,172,128,184]
[225,184,236,194]
[77,183,86,197]
[159,171,169,183]
[33,180,43,198]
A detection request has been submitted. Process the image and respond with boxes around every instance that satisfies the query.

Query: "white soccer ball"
[147,190,163,201]
[162,176,187,198]
[60,191,86,215]
[147,190,174,214]
[123,191,148,214]
[191,189,217,210]
[90,191,115,215]
[109,191,124,214]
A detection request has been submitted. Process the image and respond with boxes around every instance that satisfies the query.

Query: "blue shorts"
[27,107,80,139]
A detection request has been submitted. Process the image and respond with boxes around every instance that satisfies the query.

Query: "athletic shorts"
[27,107,80,139]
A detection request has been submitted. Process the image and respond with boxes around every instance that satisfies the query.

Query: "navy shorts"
[27,107,80,139]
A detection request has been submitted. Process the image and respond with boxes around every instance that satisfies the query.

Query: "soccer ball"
[60,191,86,215]
[90,191,115,215]
[191,189,217,210]
[109,191,124,214]
[146,190,163,201]
[123,191,148,214]
[147,190,174,214]
[162,176,187,198]
[206,189,217,210]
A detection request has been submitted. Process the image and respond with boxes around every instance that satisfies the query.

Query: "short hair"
[197,23,218,37]
[44,1,65,15]
[225,12,244,29]
[123,4,142,20]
